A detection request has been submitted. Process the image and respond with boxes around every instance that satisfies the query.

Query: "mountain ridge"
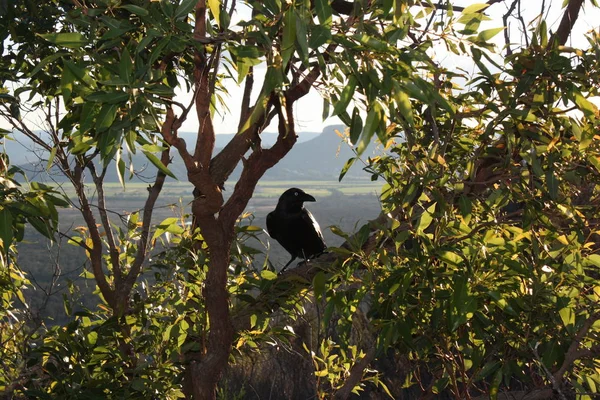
[8,125,376,182]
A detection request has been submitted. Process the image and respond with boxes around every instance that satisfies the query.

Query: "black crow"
[267,188,326,272]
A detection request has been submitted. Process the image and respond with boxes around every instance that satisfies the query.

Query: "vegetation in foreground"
[1,0,599,399]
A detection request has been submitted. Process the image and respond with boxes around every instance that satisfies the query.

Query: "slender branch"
[502,0,520,56]
[161,106,194,169]
[193,0,216,170]
[553,312,600,382]
[532,344,568,400]
[219,94,297,229]
[119,149,169,308]
[333,345,378,400]
[232,210,400,331]
[547,0,585,48]
[516,0,529,48]
[72,159,115,308]
[87,162,122,285]
[0,106,52,152]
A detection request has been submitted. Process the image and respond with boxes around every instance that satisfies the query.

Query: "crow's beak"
[302,193,316,202]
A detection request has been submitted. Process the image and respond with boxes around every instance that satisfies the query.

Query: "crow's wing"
[302,208,326,252]
[266,211,280,240]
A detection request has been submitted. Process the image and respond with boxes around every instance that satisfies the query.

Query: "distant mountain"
[8,125,378,183]
[2,130,320,166]
[260,125,377,180]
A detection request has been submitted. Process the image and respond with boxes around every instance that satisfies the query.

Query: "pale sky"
[182,0,600,134]
[3,1,600,135]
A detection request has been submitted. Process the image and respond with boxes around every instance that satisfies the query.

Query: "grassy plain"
[62,179,384,199]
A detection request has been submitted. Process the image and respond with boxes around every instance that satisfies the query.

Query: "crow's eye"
[294,192,299,196]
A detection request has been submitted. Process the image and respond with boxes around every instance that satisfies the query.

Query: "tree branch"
[553,312,600,382]
[193,0,216,170]
[232,210,398,331]
[219,94,297,229]
[72,159,115,308]
[333,345,378,400]
[87,163,123,287]
[118,149,169,311]
[547,0,585,48]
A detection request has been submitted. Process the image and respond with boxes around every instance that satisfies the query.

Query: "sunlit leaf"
[39,32,88,48]
[208,0,221,26]
[142,150,177,180]
[415,202,436,234]
[261,270,278,280]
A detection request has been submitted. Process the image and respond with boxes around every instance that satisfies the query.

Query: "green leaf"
[339,157,356,182]
[477,27,504,42]
[238,93,268,134]
[0,208,14,250]
[261,270,278,280]
[415,202,436,234]
[559,306,575,330]
[29,52,68,77]
[332,76,356,116]
[119,47,134,85]
[282,8,297,67]
[230,45,263,59]
[119,4,150,16]
[39,32,88,48]
[586,254,600,267]
[142,150,178,179]
[574,92,598,118]
[309,25,331,49]
[461,3,489,15]
[175,0,197,20]
[27,216,53,239]
[64,60,95,88]
[295,12,309,64]
[353,33,387,51]
[60,64,75,103]
[350,108,363,144]
[116,150,126,188]
[458,195,472,223]
[546,170,558,200]
[46,147,57,172]
[396,90,414,127]
[314,0,332,26]
[208,0,221,27]
[86,91,130,104]
[438,250,462,266]
[96,104,118,132]
[356,103,381,156]
[313,271,327,299]
[450,274,475,331]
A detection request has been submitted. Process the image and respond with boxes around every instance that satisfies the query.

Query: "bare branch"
[547,0,585,48]
[553,312,600,382]
[502,0,520,56]
[333,345,378,400]
[72,159,115,308]
[219,94,297,229]
[119,149,170,308]
[87,162,123,286]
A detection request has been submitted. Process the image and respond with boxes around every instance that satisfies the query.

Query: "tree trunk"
[185,212,235,399]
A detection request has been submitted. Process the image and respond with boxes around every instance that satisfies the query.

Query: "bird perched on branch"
[267,188,327,273]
